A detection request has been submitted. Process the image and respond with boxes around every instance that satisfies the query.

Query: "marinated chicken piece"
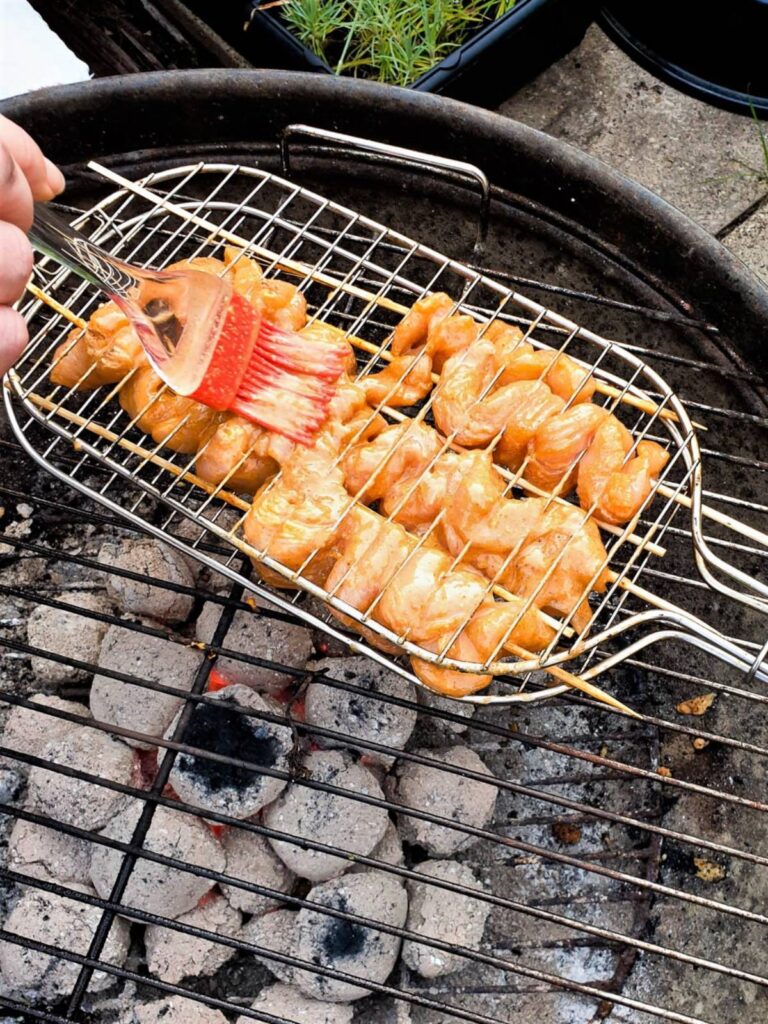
[325,506,414,619]
[433,338,527,446]
[439,451,609,628]
[321,505,555,696]
[51,302,145,390]
[342,422,444,503]
[120,365,222,454]
[51,251,304,397]
[486,321,596,404]
[578,417,670,525]
[243,434,349,571]
[426,313,482,372]
[378,549,490,645]
[412,631,491,697]
[496,381,565,469]
[223,246,307,332]
[361,351,433,408]
[381,455,461,530]
[195,416,281,494]
[413,596,557,698]
[525,403,609,494]
[391,292,454,356]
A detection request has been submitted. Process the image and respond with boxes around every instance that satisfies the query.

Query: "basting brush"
[28,203,348,445]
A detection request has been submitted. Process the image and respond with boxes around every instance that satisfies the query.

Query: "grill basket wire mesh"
[0,143,764,1024]
[6,158,767,702]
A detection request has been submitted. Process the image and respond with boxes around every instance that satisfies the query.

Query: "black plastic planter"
[600,0,768,117]
[184,0,597,107]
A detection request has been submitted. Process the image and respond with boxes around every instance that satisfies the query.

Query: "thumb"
[0,114,64,202]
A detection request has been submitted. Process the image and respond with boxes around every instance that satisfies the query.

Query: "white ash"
[119,995,228,1024]
[0,883,129,1002]
[1,693,90,763]
[144,893,241,984]
[101,537,195,623]
[166,684,293,820]
[264,750,389,882]
[27,728,135,832]
[239,983,354,1024]
[220,825,294,916]
[90,798,224,919]
[26,591,111,683]
[90,623,203,749]
[389,745,497,856]
[8,818,92,886]
[305,657,417,768]
[196,594,312,694]
[243,908,298,986]
[417,687,474,734]
[292,871,408,1002]
[349,821,404,881]
[401,859,490,978]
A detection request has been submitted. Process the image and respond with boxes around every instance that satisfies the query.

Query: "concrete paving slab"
[499,25,768,237]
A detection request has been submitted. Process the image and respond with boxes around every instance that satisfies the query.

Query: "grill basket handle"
[280,123,490,254]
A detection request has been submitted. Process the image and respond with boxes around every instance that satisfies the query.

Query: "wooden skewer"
[88,161,692,429]
[505,642,640,717]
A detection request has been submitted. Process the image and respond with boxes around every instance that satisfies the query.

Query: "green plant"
[277,0,518,87]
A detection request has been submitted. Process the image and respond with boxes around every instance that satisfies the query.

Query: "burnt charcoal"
[243,907,299,986]
[401,859,490,978]
[167,685,292,820]
[26,590,111,683]
[101,538,195,623]
[196,595,313,693]
[0,883,129,1002]
[240,982,354,1024]
[8,818,92,886]
[27,728,135,832]
[91,624,203,750]
[120,995,229,1024]
[305,657,417,768]
[349,821,404,883]
[220,826,295,916]
[1,693,90,766]
[264,750,389,882]
[90,799,224,919]
[389,745,497,856]
[144,894,242,984]
[292,871,408,1002]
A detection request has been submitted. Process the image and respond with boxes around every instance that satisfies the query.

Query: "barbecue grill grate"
[5,129,768,705]
[0,126,766,1024]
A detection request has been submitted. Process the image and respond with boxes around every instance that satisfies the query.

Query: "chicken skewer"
[359,294,671,527]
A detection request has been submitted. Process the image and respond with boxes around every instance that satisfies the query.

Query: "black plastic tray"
[185,0,597,107]
[600,0,768,117]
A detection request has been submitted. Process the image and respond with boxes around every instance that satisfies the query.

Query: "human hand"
[0,114,65,374]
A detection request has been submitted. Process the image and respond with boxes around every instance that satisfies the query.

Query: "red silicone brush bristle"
[229,321,348,444]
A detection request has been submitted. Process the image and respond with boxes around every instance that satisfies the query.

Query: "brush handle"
[29,203,137,297]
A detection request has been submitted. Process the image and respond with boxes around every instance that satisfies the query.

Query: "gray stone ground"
[500,24,768,280]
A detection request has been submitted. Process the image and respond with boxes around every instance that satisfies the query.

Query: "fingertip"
[0,306,28,374]
[43,157,65,198]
